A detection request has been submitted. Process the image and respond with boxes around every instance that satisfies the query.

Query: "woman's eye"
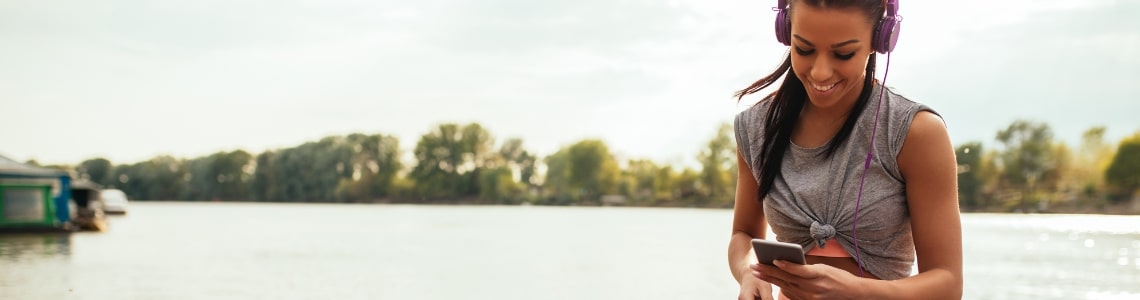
[794,47,815,56]
[834,52,856,60]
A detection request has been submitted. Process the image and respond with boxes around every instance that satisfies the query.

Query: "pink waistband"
[805,238,851,258]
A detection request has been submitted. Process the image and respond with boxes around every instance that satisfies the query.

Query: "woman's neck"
[802,101,854,125]
[792,80,868,147]
[801,92,859,130]
[802,77,871,126]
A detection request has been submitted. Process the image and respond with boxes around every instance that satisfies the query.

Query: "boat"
[0,153,107,233]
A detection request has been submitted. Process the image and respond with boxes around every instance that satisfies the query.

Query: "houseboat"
[0,154,106,232]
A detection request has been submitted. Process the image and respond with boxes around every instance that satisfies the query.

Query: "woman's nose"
[809,56,834,82]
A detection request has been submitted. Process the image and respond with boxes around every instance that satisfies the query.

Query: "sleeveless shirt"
[733,84,938,280]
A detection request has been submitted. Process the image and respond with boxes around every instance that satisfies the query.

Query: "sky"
[1,0,1138,168]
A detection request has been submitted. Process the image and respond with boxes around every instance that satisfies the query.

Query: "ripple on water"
[1085,291,1140,300]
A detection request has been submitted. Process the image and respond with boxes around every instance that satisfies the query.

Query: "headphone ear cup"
[774,9,791,46]
[873,16,900,53]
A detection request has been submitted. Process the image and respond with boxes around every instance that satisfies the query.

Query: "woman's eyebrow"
[792,34,860,48]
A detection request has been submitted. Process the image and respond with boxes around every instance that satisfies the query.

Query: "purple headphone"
[774,0,901,54]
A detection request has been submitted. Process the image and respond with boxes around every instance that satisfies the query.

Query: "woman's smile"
[808,79,842,98]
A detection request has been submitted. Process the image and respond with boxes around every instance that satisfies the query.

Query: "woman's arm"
[730,150,767,283]
[866,110,964,299]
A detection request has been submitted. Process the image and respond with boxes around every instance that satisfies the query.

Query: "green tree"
[654,165,677,203]
[182,150,251,201]
[472,138,535,203]
[182,150,253,201]
[78,158,114,187]
[1069,126,1115,203]
[333,134,403,202]
[251,151,278,201]
[294,134,399,202]
[1049,142,1074,208]
[462,123,494,170]
[182,155,216,200]
[1106,132,1140,202]
[111,156,186,200]
[477,166,520,204]
[542,139,620,204]
[698,123,736,207]
[497,138,537,186]
[994,120,1057,211]
[409,123,494,201]
[253,136,358,202]
[542,148,572,204]
[975,149,1003,209]
[955,142,984,210]
[674,167,701,205]
[622,159,660,205]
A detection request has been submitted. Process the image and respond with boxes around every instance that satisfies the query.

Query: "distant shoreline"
[125,199,1139,215]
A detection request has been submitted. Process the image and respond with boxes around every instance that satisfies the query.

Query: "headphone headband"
[773,0,901,53]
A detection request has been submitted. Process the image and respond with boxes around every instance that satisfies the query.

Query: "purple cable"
[852,51,891,278]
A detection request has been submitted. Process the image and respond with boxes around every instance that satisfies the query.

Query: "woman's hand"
[739,265,776,300]
[752,261,868,300]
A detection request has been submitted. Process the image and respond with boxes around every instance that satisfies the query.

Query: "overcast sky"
[1,0,1137,168]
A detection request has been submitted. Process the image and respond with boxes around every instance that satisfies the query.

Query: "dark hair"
[735,0,885,201]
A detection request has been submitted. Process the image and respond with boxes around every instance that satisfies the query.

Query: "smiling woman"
[726,0,963,299]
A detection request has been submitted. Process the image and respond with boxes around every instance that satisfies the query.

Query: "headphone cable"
[852,50,891,278]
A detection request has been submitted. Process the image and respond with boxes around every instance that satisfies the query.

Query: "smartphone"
[752,238,806,266]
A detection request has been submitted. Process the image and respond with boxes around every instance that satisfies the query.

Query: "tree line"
[956,121,1140,213]
[35,122,737,208]
[29,120,1140,212]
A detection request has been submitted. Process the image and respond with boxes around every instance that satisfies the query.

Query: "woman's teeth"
[812,82,837,92]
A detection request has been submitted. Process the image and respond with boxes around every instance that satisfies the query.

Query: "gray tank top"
[733,84,937,280]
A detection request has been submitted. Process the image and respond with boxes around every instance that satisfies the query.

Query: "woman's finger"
[779,286,807,300]
[757,271,794,291]
[755,263,796,283]
[773,260,820,279]
[737,287,756,300]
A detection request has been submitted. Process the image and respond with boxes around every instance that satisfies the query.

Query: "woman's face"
[789,4,876,111]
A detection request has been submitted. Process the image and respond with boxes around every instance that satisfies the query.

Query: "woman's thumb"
[737,288,756,300]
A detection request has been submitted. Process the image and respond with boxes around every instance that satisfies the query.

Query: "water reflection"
[0,233,72,259]
[963,214,1140,299]
[1,205,1138,299]
[0,234,74,300]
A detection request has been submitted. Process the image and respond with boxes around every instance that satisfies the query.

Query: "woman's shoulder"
[733,93,776,162]
[734,93,776,128]
[884,86,945,135]
[879,85,946,158]
[883,85,938,118]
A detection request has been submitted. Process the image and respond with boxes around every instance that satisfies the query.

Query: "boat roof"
[0,153,66,178]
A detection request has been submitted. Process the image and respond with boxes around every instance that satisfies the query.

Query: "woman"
[727,0,963,299]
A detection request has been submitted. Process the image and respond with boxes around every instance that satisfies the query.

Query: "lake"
[1,202,1138,299]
